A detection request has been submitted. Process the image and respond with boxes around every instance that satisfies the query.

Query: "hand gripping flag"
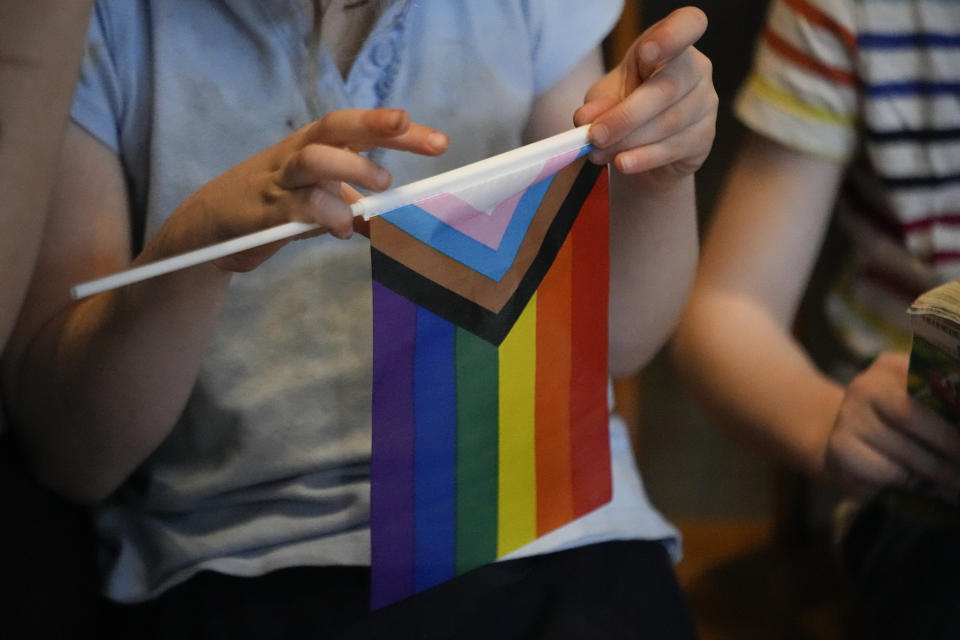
[367,128,612,608]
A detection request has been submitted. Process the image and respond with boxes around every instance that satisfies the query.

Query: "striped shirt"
[736,0,960,363]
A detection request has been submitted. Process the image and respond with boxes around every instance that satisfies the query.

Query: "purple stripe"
[370,282,418,609]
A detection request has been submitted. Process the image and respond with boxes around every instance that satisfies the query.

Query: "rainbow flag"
[369,135,611,608]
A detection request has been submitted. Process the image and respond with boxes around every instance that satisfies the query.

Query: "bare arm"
[0,0,96,351]
[3,111,448,502]
[3,125,229,502]
[672,133,845,475]
[530,7,716,378]
[673,133,960,494]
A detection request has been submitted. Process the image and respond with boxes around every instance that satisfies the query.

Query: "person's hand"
[824,351,960,498]
[171,108,448,272]
[573,6,717,189]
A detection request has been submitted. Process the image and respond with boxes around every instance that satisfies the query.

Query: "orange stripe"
[534,239,574,535]
[781,0,857,52]
[763,28,856,85]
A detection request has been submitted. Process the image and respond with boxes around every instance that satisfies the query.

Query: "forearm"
[7,208,232,503]
[0,0,97,348]
[607,173,698,377]
[672,289,843,477]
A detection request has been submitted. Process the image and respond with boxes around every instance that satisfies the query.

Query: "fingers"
[299,109,449,155]
[277,144,391,192]
[610,116,714,175]
[869,353,960,468]
[303,185,355,239]
[829,351,960,494]
[572,6,714,177]
[271,110,450,244]
[299,108,407,146]
[589,77,716,173]
[860,409,960,487]
[635,6,708,72]
[884,399,960,467]
[275,148,366,239]
[826,430,909,497]
[585,47,714,161]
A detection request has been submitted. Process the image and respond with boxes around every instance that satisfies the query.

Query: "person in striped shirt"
[673,0,960,635]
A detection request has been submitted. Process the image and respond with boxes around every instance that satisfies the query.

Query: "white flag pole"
[70,126,591,300]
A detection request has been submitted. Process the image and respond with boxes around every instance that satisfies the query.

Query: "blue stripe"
[413,307,457,592]
[866,126,960,142]
[859,33,960,48]
[879,172,960,189]
[864,81,960,96]
[381,146,591,281]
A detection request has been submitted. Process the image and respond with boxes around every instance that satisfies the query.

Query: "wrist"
[614,167,695,197]
[798,381,845,480]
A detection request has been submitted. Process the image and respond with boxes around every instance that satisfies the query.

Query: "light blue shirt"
[72,0,677,603]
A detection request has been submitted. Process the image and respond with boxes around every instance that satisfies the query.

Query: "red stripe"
[763,27,856,85]
[861,266,927,302]
[535,240,574,536]
[781,0,857,52]
[844,166,960,237]
[901,214,960,234]
[569,169,611,517]
[931,251,960,264]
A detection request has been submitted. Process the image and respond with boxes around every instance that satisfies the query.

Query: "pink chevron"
[414,148,582,250]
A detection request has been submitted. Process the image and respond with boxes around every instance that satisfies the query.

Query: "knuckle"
[318,111,337,128]
[846,375,868,398]
[696,51,713,77]
[290,148,311,174]
[708,89,720,114]
[655,75,679,103]
[875,352,895,366]
[294,146,321,174]
[697,115,717,147]
[602,109,634,143]
[660,108,683,135]
[303,119,328,142]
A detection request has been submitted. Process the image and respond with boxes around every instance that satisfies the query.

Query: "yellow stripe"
[497,294,538,556]
[746,73,856,129]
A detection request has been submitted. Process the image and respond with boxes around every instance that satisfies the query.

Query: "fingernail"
[640,41,660,64]
[573,106,585,126]
[428,132,449,152]
[618,155,635,172]
[590,124,609,147]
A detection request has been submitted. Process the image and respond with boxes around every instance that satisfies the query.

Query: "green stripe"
[454,328,499,574]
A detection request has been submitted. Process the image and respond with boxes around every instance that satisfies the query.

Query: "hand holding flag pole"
[70,126,592,300]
